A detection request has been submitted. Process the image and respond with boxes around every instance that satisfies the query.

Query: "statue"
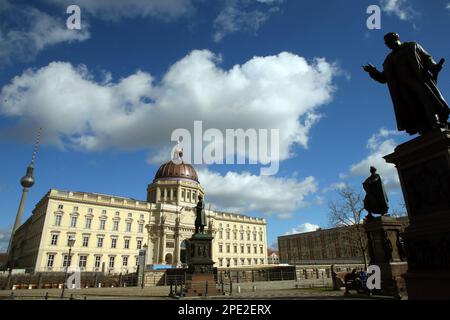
[363,166,389,219]
[194,195,207,234]
[363,32,449,135]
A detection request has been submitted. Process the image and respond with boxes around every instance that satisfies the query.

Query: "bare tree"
[328,185,368,269]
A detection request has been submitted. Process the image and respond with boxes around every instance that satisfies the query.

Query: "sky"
[0,0,449,251]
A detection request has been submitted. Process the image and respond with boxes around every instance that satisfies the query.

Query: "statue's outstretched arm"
[363,64,387,84]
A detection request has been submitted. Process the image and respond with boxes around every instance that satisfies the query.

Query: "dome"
[154,160,199,183]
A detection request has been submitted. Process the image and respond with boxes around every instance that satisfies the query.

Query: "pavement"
[0,280,400,300]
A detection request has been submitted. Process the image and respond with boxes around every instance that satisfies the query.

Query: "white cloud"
[285,222,320,235]
[44,0,194,21]
[198,168,317,216]
[0,228,11,252]
[322,182,347,193]
[349,128,401,190]
[0,0,90,66]
[213,0,283,42]
[379,0,417,20]
[447,3,450,10]
[0,50,337,164]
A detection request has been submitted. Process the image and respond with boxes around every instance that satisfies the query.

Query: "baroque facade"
[8,155,267,274]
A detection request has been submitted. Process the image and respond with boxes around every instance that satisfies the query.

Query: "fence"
[0,272,138,290]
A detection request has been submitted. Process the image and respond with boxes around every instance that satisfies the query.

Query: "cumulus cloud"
[285,222,320,235]
[43,0,194,21]
[0,228,11,252]
[349,128,401,190]
[213,0,283,42]
[0,50,337,165]
[379,0,417,20]
[198,168,317,216]
[0,0,90,66]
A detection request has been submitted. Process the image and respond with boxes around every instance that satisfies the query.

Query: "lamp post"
[61,236,75,299]
[141,244,148,289]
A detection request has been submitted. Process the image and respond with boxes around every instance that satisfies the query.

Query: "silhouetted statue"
[363,32,449,135]
[363,167,389,219]
[195,195,207,234]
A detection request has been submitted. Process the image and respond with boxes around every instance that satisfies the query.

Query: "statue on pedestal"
[363,32,449,135]
[194,195,207,234]
[363,167,389,219]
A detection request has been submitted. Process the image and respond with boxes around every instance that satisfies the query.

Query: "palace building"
[8,151,267,274]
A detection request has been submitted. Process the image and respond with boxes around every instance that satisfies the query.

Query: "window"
[122,256,128,267]
[85,218,92,229]
[226,231,230,240]
[241,245,244,254]
[219,244,223,253]
[50,234,58,246]
[219,231,223,239]
[47,254,55,267]
[140,214,144,219]
[226,244,230,253]
[128,213,132,218]
[233,244,237,253]
[226,258,231,267]
[126,222,131,232]
[109,256,115,268]
[138,223,144,233]
[247,258,252,265]
[115,211,120,217]
[240,232,244,241]
[219,258,223,267]
[254,258,258,265]
[100,219,106,230]
[187,190,191,200]
[233,258,238,266]
[54,215,62,226]
[254,245,257,254]
[102,210,107,215]
[181,189,185,199]
[111,238,117,249]
[259,233,263,242]
[253,233,257,241]
[124,239,130,249]
[58,204,64,210]
[137,240,142,250]
[241,258,245,265]
[82,236,89,247]
[95,256,101,269]
[97,237,104,248]
[160,189,164,198]
[73,206,78,212]
[70,216,77,228]
[88,208,93,213]
[62,255,71,267]
[247,232,250,241]
[260,246,263,254]
[233,230,237,240]
[260,258,264,265]
[113,221,119,231]
[79,255,87,268]
[247,245,251,254]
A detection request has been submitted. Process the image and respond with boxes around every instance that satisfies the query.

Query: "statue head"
[384,32,401,50]
[370,166,377,174]
[198,194,203,201]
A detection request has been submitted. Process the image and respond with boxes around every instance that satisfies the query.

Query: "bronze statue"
[363,166,389,218]
[194,195,207,234]
[363,32,449,135]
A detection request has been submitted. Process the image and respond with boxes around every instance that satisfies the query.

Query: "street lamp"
[61,236,75,299]
[141,244,148,289]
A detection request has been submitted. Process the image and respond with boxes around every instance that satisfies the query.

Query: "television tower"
[7,129,41,262]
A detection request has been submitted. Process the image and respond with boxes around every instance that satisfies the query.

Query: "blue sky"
[1,0,449,251]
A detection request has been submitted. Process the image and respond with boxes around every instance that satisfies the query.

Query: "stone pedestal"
[384,129,450,300]
[184,233,219,297]
[364,216,408,297]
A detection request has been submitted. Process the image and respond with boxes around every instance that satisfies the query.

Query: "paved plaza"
[0,280,398,300]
